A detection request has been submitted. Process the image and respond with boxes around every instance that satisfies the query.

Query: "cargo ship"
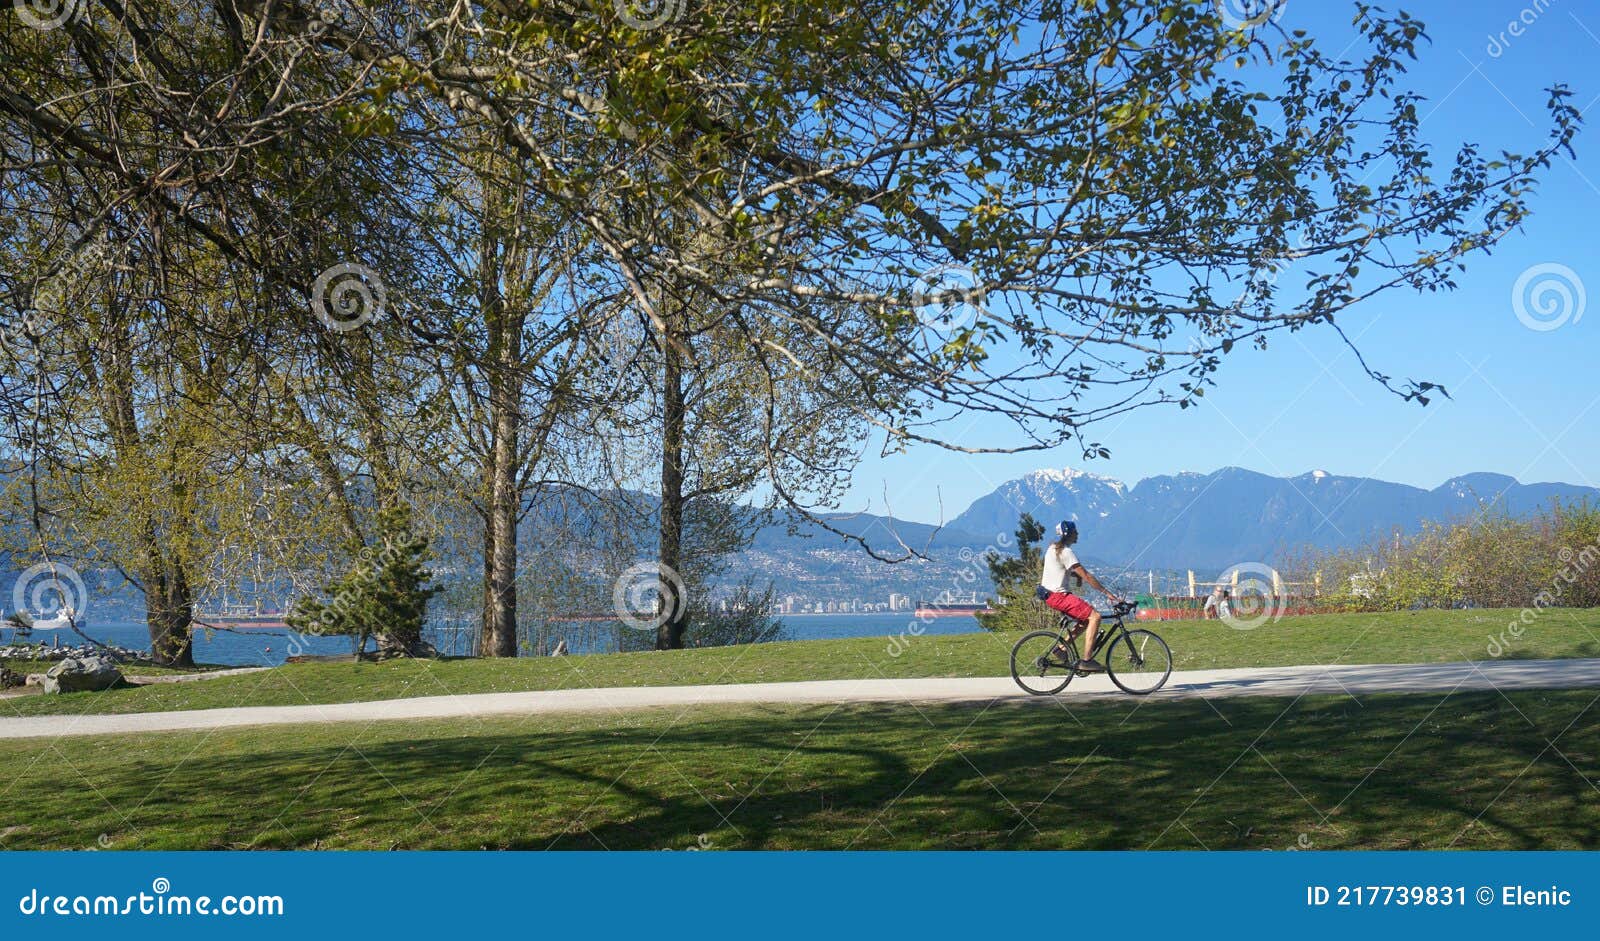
[913,600,993,617]
[193,602,291,631]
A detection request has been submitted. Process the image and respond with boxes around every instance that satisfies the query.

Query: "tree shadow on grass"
[1498,641,1600,661]
[9,692,1598,850]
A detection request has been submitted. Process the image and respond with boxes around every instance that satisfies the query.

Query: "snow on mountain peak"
[1022,467,1127,494]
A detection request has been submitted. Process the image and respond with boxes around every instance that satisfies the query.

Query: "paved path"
[5,658,1599,740]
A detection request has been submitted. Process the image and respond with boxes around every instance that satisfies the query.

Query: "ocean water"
[778,612,983,641]
[9,613,985,667]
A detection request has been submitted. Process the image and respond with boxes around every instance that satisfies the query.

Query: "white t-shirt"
[1039,545,1081,593]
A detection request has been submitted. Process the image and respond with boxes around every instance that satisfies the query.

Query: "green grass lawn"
[2,689,1595,850]
[4,607,1598,718]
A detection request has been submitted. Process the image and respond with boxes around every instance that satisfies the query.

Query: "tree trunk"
[480,521,498,657]
[478,217,521,658]
[144,547,195,667]
[99,312,195,668]
[483,412,520,657]
[656,341,688,650]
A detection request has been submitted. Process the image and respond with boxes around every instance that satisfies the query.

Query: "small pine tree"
[289,507,441,658]
[975,513,1058,633]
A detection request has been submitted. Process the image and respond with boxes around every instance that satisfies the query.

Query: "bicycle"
[1010,599,1173,696]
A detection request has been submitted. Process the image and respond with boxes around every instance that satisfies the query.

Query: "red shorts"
[1043,590,1095,621]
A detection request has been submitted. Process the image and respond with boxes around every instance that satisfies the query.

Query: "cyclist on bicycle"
[1035,520,1123,673]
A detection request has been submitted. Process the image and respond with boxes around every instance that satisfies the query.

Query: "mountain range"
[745,467,1598,596]
[943,466,1597,569]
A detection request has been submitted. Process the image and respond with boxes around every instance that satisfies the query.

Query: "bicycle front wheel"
[1105,629,1172,695]
[1011,631,1076,696]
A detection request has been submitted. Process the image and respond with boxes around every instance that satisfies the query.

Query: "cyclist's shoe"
[1074,658,1106,674]
[1045,644,1075,668]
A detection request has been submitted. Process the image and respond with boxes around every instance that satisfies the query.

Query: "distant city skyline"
[773,592,981,616]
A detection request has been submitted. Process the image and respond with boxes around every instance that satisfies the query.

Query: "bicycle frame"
[1058,608,1130,660]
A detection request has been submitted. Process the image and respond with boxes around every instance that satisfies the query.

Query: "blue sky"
[842,0,1599,525]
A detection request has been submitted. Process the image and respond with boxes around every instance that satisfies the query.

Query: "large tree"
[3,0,1580,658]
[268,0,1576,547]
[8,2,1578,465]
[421,133,608,658]
[598,279,869,649]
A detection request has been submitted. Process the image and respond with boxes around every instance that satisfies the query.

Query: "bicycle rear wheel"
[1105,629,1172,695]
[1011,631,1076,696]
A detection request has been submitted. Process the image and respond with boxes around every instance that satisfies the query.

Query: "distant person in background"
[1035,520,1123,673]
[1203,585,1225,619]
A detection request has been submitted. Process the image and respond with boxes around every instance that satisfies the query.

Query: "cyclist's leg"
[1042,591,1097,664]
[1048,622,1079,661]
[1048,616,1096,664]
[1080,610,1103,660]
[1051,592,1103,669]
